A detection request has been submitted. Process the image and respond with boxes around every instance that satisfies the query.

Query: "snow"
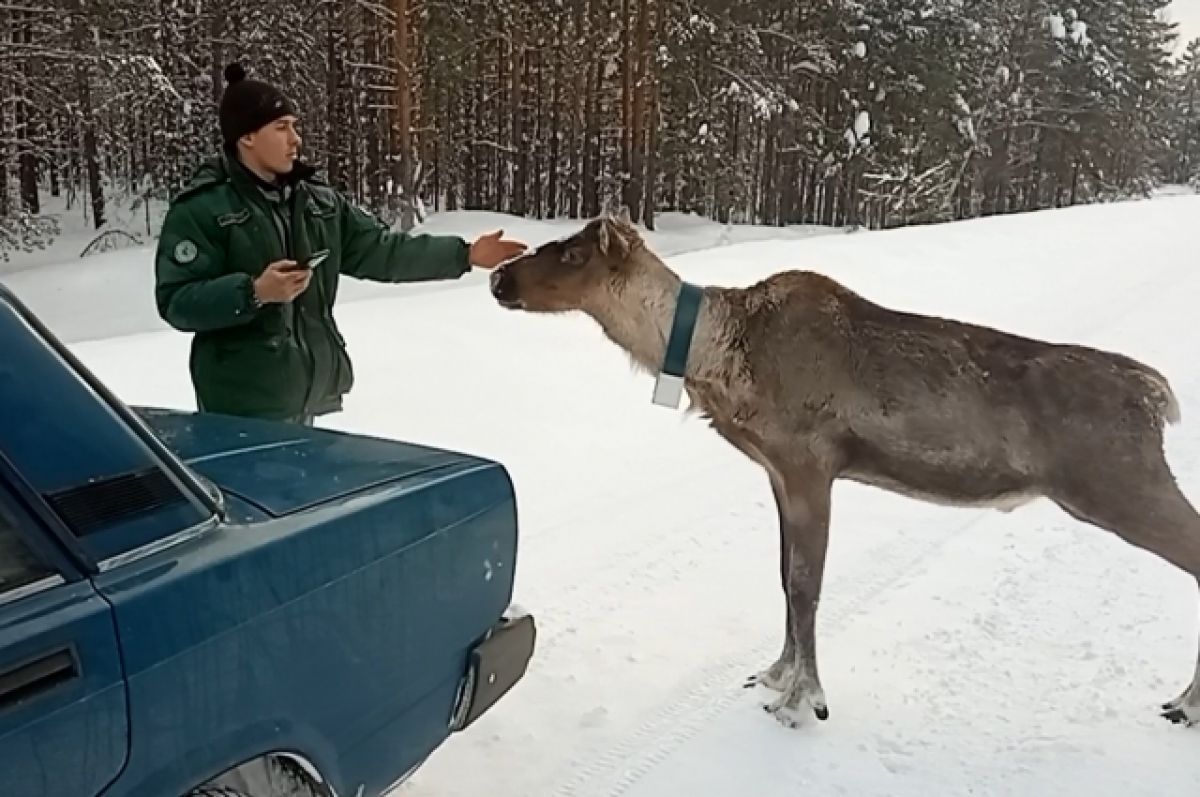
[847,110,872,149]
[954,94,977,142]
[1070,20,1090,47]
[1047,13,1068,39]
[856,110,871,137]
[7,197,1200,796]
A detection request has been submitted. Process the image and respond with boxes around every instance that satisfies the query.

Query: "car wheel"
[187,755,331,797]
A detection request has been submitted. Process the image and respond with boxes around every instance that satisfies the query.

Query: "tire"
[187,756,331,797]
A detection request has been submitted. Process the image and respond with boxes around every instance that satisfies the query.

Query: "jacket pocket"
[197,336,308,418]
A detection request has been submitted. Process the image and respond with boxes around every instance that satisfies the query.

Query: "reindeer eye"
[562,248,586,266]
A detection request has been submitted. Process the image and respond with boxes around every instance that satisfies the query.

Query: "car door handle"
[0,648,77,710]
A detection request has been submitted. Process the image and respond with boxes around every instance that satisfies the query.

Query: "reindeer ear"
[616,205,633,225]
[600,217,636,259]
[596,219,611,254]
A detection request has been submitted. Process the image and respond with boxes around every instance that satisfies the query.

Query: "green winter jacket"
[154,153,471,421]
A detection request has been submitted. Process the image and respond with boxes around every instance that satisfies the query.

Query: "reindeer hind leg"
[1161,579,1200,726]
[1052,453,1200,726]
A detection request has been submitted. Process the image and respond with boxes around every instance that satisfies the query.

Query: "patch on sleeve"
[173,239,198,264]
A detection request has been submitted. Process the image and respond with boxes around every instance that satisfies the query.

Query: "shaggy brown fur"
[489,210,1200,729]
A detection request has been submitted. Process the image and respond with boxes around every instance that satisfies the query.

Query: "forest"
[1,0,1198,259]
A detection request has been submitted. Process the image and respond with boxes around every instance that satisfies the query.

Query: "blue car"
[0,284,536,797]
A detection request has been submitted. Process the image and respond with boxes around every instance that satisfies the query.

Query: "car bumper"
[449,606,536,732]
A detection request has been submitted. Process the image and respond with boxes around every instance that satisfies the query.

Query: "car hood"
[135,408,484,517]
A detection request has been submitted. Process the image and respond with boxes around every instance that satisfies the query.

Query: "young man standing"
[155,63,526,425]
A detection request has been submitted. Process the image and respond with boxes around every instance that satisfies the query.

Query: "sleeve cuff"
[459,237,474,273]
[235,274,262,317]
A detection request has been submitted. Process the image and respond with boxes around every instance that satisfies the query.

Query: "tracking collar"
[652,281,704,408]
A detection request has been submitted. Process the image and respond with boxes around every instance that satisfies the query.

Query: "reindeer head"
[490,209,644,313]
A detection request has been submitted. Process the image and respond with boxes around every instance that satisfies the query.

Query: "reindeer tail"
[1135,365,1182,426]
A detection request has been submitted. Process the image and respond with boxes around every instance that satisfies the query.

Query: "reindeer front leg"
[710,420,802,694]
[763,464,833,728]
[745,477,796,691]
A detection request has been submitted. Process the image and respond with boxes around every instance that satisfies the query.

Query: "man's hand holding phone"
[253,259,312,304]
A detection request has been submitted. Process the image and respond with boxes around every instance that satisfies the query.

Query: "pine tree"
[1165,38,1200,184]
[0,0,1187,261]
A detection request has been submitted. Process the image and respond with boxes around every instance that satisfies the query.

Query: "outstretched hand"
[469,230,527,269]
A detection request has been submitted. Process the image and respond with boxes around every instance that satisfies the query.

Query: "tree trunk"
[392,0,415,229]
[641,0,660,231]
[14,9,38,214]
[511,23,527,216]
[326,3,343,189]
[547,16,562,218]
[625,0,650,219]
[583,57,601,217]
[73,1,104,230]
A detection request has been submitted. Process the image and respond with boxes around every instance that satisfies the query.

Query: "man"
[155,63,526,425]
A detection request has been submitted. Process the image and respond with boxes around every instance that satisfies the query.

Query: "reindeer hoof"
[1161,683,1200,726]
[763,688,829,728]
[1161,706,1198,726]
[743,659,794,692]
[764,703,806,729]
[763,702,828,728]
[744,671,788,692]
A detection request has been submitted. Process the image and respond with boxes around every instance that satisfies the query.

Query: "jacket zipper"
[311,257,343,393]
[261,187,317,416]
[293,190,346,408]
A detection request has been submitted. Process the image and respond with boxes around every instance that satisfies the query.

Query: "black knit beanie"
[218,63,299,148]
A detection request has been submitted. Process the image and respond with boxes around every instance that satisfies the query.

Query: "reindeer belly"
[836,401,1043,510]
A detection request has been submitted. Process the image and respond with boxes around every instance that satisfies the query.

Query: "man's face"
[242,115,301,176]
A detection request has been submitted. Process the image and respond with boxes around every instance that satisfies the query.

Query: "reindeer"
[488,210,1200,729]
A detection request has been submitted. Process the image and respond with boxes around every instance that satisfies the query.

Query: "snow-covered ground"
[6,197,1200,796]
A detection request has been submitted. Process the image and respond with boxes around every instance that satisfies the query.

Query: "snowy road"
[21,200,1200,795]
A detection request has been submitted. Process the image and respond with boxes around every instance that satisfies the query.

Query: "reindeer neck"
[584,250,728,381]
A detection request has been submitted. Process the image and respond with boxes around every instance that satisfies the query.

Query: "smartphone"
[303,249,330,269]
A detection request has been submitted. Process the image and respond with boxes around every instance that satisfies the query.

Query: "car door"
[0,472,129,797]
